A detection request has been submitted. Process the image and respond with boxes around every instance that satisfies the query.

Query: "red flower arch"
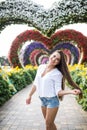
[8,29,87,67]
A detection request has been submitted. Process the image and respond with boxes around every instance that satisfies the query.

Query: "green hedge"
[69,65,87,111]
[0,75,12,106]
[0,66,37,106]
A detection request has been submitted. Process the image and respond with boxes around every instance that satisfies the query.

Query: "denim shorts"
[39,96,59,108]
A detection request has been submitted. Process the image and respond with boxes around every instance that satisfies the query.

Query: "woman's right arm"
[26,85,36,105]
[26,65,41,105]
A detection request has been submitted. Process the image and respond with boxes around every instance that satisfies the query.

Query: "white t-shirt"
[33,64,63,97]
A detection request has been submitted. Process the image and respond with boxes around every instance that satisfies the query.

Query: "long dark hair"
[55,50,83,100]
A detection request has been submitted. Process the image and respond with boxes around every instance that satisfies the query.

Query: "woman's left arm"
[58,89,81,97]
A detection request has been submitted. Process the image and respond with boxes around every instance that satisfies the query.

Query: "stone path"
[0,85,87,130]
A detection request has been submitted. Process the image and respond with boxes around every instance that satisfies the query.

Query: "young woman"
[26,50,82,130]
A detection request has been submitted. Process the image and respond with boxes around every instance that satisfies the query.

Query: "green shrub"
[8,72,27,91]
[69,65,87,111]
[0,76,12,106]
[0,65,37,106]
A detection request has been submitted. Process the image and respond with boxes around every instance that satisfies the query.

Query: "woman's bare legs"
[41,106,58,130]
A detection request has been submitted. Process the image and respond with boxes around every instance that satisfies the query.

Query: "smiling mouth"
[51,60,56,63]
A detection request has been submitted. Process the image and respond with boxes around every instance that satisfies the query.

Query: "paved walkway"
[0,85,87,130]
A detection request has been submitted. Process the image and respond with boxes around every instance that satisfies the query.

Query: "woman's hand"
[26,85,36,105]
[26,96,31,105]
[71,89,81,95]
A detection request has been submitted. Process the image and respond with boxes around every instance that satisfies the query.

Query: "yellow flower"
[86,76,87,79]
[6,72,12,76]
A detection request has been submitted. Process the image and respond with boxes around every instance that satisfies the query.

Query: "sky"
[0,0,87,57]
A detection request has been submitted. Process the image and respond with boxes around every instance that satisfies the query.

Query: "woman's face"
[49,51,61,66]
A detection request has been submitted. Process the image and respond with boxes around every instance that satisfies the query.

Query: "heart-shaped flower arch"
[8,29,87,67]
[0,0,87,36]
